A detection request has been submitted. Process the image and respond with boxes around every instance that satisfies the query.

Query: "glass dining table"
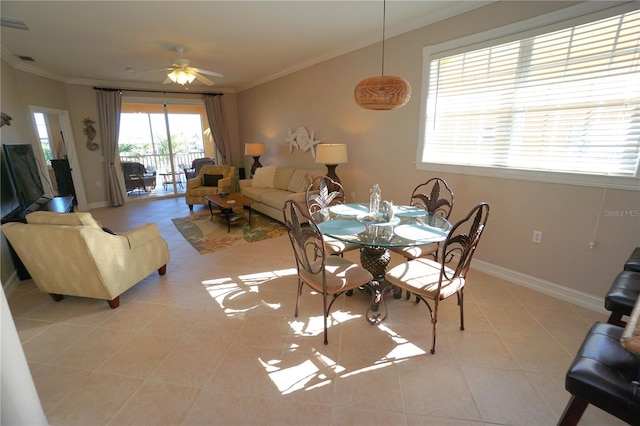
[311,203,452,324]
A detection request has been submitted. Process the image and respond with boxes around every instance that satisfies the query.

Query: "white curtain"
[203,95,232,166]
[97,89,125,206]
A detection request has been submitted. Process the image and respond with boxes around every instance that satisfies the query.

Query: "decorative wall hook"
[83,117,99,151]
[1,112,13,127]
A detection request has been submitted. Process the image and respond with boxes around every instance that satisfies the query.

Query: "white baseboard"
[472,259,607,314]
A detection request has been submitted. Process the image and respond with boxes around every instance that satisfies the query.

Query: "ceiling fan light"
[167,69,196,85]
[354,75,412,110]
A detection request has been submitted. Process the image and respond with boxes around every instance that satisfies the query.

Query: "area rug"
[172,210,288,254]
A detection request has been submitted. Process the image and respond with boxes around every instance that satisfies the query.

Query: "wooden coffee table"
[205,193,254,232]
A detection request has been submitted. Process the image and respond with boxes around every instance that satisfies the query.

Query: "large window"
[419,4,639,189]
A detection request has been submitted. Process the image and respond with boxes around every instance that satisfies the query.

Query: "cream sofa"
[1,211,170,308]
[239,166,324,222]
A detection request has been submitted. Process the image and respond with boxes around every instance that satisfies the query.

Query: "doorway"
[27,106,88,211]
[119,99,213,199]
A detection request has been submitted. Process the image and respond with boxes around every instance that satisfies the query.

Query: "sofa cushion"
[252,165,277,188]
[242,185,280,203]
[261,190,294,210]
[203,173,224,186]
[273,167,296,190]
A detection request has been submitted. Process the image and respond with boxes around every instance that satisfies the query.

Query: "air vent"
[0,17,29,31]
[17,55,35,62]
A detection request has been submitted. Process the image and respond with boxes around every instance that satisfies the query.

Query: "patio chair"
[122,162,156,194]
[183,157,215,181]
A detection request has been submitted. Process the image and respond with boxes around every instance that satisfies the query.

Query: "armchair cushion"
[203,173,224,187]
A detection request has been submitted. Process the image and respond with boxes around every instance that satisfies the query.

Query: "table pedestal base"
[359,246,400,324]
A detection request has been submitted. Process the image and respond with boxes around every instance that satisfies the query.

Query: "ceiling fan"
[139,47,223,86]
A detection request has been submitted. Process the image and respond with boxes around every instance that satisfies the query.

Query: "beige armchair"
[185,164,236,210]
[1,211,169,308]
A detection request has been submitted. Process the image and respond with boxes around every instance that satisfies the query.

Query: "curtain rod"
[93,87,223,96]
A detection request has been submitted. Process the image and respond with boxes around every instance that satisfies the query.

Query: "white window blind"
[422,9,640,179]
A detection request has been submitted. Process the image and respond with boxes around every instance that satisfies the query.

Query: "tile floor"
[7,197,626,425]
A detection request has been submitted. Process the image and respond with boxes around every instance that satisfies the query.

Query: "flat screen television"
[2,144,45,214]
[1,149,21,219]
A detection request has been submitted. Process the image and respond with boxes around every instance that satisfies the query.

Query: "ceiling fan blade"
[136,67,172,74]
[193,73,215,86]
[192,67,223,78]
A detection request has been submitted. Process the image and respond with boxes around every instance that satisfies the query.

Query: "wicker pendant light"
[354,0,411,110]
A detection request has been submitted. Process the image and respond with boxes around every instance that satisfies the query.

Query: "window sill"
[416,162,639,191]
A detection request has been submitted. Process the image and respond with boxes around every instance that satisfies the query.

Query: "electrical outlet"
[350,192,356,200]
[532,230,542,243]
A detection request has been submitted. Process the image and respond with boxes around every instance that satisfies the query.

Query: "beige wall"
[237,1,640,301]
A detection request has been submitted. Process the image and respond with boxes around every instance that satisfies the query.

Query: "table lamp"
[315,144,348,184]
[245,143,266,176]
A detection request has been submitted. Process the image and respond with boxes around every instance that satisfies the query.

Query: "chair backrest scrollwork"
[283,200,326,277]
[306,176,346,214]
[410,177,454,219]
[441,202,490,281]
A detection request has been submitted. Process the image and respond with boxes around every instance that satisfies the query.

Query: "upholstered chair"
[185,164,236,210]
[1,211,169,308]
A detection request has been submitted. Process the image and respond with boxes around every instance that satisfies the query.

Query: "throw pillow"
[252,165,277,188]
[288,169,312,192]
[294,173,312,193]
[203,173,224,187]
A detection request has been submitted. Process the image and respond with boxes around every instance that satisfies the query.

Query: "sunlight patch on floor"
[261,350,345,395]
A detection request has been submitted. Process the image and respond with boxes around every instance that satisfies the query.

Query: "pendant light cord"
[381,0,386,76]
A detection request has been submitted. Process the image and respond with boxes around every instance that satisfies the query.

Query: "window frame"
[417,1,640,191]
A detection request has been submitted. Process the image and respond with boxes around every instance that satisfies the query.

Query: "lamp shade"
[354,75,412,110]
[245,143,266,156]
[315,144,348,165]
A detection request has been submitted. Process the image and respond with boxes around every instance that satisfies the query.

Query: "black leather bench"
[605,270,640,326]
[558,322,640,425]
[625,247,640,273]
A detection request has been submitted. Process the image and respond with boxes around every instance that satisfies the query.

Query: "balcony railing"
[120,152,206,174]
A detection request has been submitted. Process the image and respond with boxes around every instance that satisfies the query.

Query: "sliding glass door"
[119,101,214,197]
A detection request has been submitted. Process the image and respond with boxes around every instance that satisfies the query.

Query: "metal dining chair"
[306,175,360,257]
[283,200,373,345]
[390,177,454,262]
[390,177,454,300]
[385,202,489,354]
